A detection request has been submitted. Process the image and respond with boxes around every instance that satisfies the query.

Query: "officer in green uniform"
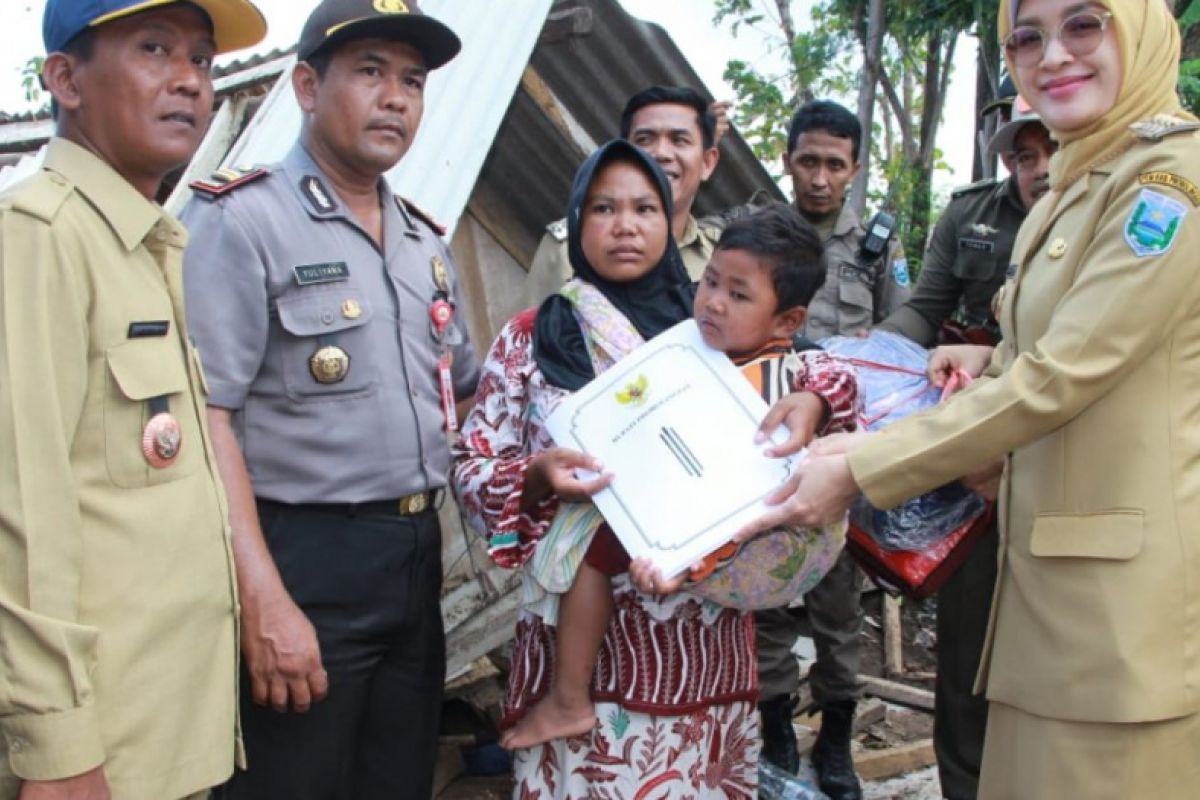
[879,95,1055,348]
[520,86,724,306]
[876,93,1056,800]
[757,99,907,800]
[180,2,478,798]
[0,3,265,799]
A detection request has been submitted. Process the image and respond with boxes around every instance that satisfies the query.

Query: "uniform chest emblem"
[970,223,998,237]
[1125,189,1188,258]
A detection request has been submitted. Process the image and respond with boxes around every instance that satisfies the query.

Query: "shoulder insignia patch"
[951,178,998,199]
[400,197,447,237]
[189,167,269,197]
[1125,189,1187,257]
[1139,171,1200,207]
[546,217,568,242]
[1130,114,1200,142]
[892,257,910,287]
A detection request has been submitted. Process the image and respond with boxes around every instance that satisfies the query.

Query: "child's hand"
[629,558,690,596]
[522,448,614,510]
[755,391,829,457]
[928,344,994,387]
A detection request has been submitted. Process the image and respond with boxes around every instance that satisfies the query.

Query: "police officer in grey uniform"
[875,94,1055,800]
[757,99,908,800]
[180,2,478,798]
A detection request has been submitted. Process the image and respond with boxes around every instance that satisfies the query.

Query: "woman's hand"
[521,448,613,511]
[733,452,863,541]
[928,344,994,387]
[755,391,829,458]
[629,558,690,596]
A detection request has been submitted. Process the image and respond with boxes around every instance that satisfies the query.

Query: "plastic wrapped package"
[820,330,989,570]
[758,758,826,800]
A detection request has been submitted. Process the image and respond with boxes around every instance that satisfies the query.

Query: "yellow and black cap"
[44,0,267,56]
[298,0,460,70]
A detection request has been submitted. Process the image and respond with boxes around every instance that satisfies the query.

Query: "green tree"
[714,0,981,273]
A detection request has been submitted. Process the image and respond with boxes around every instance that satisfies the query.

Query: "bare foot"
[501,691,597,750]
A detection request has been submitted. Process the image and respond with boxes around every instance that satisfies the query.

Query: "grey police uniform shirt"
[181,144,479,505]
[878,176,1026,347]
[803,203,910,340]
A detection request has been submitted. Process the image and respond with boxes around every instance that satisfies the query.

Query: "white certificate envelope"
[545,320,801,578]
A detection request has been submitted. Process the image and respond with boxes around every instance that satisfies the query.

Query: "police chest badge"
[1125,189,1187,258]
[310,345,351,384]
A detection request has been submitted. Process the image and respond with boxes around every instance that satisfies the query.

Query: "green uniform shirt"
[803,203,909,340]
[520,214,722,308]
[879,176,1027,347]
[0,139,238,798]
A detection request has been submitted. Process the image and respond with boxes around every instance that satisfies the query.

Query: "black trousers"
[215,501,445,800]
[933,520,998,800]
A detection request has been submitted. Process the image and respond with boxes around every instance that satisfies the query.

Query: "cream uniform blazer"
[848,120,1200,724]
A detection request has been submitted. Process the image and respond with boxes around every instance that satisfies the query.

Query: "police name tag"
[293,262,350,285]
[959,238,995,253]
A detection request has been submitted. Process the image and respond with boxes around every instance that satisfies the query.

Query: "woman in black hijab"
[453,141,764,796]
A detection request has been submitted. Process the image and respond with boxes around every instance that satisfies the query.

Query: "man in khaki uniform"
[520,86,723,306]
[0,2,265,798]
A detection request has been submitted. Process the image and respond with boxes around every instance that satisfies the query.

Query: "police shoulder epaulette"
[399,197,447,236]
[545,217,568,242]
[1130,114,1200,142]
[7,170,73,223]
[189,166,269,198]
[950,178,999,199]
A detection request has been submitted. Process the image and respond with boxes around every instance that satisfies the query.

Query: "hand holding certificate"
[545,320,804,578]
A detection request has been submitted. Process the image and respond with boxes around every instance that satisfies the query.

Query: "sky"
[0,0,981,196]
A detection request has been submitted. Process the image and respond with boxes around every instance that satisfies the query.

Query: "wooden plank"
[883,595,904,676]
[444,584,522,682]
[859,675,935,712]
[853,739,936,782]
[432,743,465,798]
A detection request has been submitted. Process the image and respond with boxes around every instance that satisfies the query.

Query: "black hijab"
[533,139,694,391]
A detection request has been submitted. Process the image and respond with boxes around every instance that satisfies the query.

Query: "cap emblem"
[374,0,409,13]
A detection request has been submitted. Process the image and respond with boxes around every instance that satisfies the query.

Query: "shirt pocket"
[275,289,377,401]
[837,264,875,316]
[1029,510,1144,560]
[105,337,198,488]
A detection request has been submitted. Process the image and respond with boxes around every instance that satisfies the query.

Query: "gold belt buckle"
[399,492,428,515]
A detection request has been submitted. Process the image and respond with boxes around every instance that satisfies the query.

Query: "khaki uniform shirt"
[0,139,238,798]
[848,122,1200,725]
[803,203,909,340]
[879,177,1026,346]
[519,214,721,308]
[181,144,479,504]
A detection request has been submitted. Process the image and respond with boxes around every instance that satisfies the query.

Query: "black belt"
[258,490,442,518]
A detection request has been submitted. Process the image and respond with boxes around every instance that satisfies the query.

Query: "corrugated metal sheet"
[0,147,45,194]
[222,0,554,239]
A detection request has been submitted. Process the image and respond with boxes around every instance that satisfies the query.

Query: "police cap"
[298,0,461,70]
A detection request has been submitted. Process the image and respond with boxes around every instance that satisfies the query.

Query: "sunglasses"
[1003,11,1113,68]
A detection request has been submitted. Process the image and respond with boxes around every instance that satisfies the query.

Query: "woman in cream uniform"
[745,0,1200,796]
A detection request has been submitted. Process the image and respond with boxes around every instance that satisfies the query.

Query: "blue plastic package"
[819,331,987,552]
